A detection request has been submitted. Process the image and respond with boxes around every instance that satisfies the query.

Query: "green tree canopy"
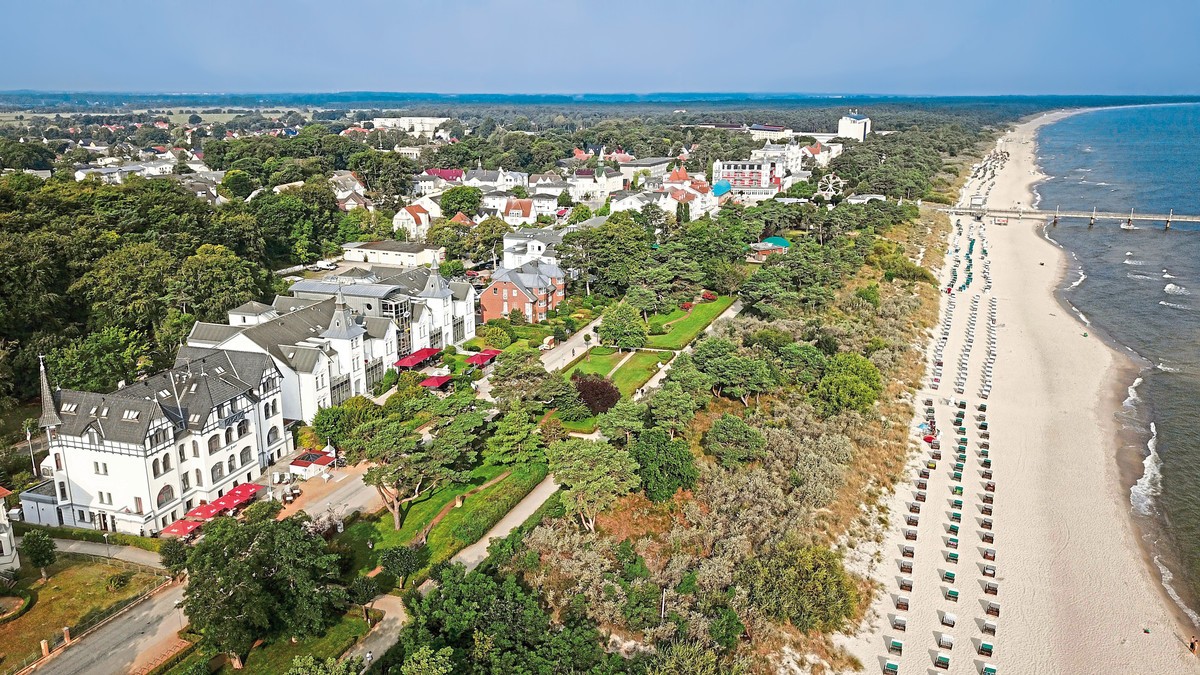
[546,438,639,532]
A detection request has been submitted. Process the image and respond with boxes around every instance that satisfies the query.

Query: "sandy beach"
[838,112,1197,673]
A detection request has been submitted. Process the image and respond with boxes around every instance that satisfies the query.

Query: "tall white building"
[21,353,292,535]
[0,486,18,571]
[837,112,872,142]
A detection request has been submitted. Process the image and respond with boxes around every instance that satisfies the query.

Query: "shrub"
[680,302,694,311]
[478,326,512,349]
[738,542,857,632]
[159,537,189,575]
[648,321,667,335]
[571,373,620,415]
[701,290,718,302]
[106,571,134,592]
[443,345,457,356]
[854,284,881,308]
[704,414,766,467]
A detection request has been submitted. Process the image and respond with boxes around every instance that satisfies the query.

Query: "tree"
[20,529,57,581]
[188,114,203,124]
[49,326,151,393]
[348,575,380,623]
[184,515,346,665]
[402,646,456,675]
[172,244,270,322]
[559,213,652,296]
[546,438,639,532]
[648,381,697,438]
[567,204,593,224]
[489,347,551,408]
[285,656,362,675]
[597,397,647,444]
[464,216,511,262]
[439,260,465,277]
[738,542,857,633]
[72,242,176,333]
[220,169,257,200]
[556,190,574,208]
[159,537,189,576]
[705,414,766,467]
[485,405,545,464]
[571,374,620,415]
[440,186,483,217]
[381,545,425,588]
[363,428,472,531]
[630,429,697,502]
[595,303,646,351]
[811,352,883,415]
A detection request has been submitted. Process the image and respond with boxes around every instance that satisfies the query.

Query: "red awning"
[419,375,453,388]
[465,353,496,366]
[184,503,222,520]
[394,347,441,368]
[225,483,264,507]
[480,348,502,356]
[210,494,239,511]
[161,519,202,537]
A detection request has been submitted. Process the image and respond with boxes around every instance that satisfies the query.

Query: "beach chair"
[889,639,903,655]
[981,504,993,516]
[892,615,907,631]
[942,570,956,583]
[982,470,993,480]
[980,441,990,449]
[986,602,1001,617]
[982,517,993,530]
[985,481,996,493]
[985,581,999,596]
[927,460,937,469]
[983,620,997,635]
[952,485,964,496]
[980,430,990,439]
[983,564,997,578]
[982,532,995,544]
[979,641,994,657]
[916,491,927,503]
[948,537,959,549]
[924,398,934,406]
[931,440,941,450]
[899,560,913,574]
[909,503,921,514]
[957,444,968,452]
[979,422,989,431]
[906,514,919,526]
[905,529,917,541]
[978,403,987,411]
[883,661,899,675]
[955,426,966,434]
[916,478,928,489]
[930,450,942,460]
[945,588,959,602]
[902,545,915,558]
[983,664,997,675]
[982,493,994,505]
[982,458,992,469]
[941,612,956,628]
[950,511,962,523]
[945,551,959,564]
[899,575,913,591]
[947,523,959,535]
[958,437,969,445]
[920,469,931,479]
[979,448,989,458]
[956,400,966,409]
[952,471,963,482]
[934,653,951,670]
[952,498,964,509]
[956,452,967,462]
[938,634,954,649]
[984,548,996,561]
[896,595,910,610]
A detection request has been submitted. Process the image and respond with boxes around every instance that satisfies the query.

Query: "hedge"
[13,521,163,552]
[0,588,34,625]
[145,640,201,675]
[450,463,549,545]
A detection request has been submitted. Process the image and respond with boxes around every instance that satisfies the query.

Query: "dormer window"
[122,409,140,421]
[61,403,78,414]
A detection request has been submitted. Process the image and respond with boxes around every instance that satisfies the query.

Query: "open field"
[646,296,735,350]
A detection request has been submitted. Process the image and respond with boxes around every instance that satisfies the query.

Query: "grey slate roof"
[230,300,275,315]
[188,322,245,345]
[491,261,564,300]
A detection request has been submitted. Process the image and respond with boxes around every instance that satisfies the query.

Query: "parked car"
[315,260,337,270]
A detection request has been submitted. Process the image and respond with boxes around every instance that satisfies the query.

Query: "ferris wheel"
[817,172,846,199]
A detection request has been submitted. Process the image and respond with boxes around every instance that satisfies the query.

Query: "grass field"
[211,611,369,674]
[563,347,622,379]
[646,296,736,350]
[0,557,162,665]
[610,351,673,397]
[557,414,598,434]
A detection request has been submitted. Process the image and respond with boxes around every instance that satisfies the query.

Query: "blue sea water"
[1036,103,1200,624]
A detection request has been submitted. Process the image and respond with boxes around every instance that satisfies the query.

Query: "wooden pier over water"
[941,207,1200,229]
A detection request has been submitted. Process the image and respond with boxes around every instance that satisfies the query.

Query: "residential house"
[567,168,622,203]
[501,198,536,227]
[661,165,718,218]
[463,167,528,191]
[801,141,843,168]
[481,190,515,211]
[531,193,558,217]
[480,261,566,323]
[609,190,669,215]
[394,146,424,161]
[341,240,445,267]
[749,236,792,261]
[20,353,292,535]
[372,117,449,137]
[392,204,433,240]
[751,141,806,175]
[618,157,674,188]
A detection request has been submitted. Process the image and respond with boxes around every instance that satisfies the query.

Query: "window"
[227,456,236,474]
[211,464,224,483]
[134,496,144,514]
[208,436,220,454]
[263,403,271,417]
[272,400,279,416]
[179,445,187,463]
[240,447,252,466]
[268,427,280,444]
[162,453,171,472]
[99,492,112,505]
[122,409,139,421]
[237,419,249,437]
[94,461,106,475]
[195,468,202,487]
[224,428,233,445]
[152,458,161,477]
[58,482,67,500]
[192,441,199,458]
[54,453,62,471]
[181,472,191,491]
[157,485,175,508]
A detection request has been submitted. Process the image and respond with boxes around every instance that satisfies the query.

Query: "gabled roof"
[490,261,565,300]
[503,198,533,218]
[230,300,275,315]
[450,211,472,224]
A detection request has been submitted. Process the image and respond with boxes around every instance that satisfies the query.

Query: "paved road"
[540,318,600,372]
[23,537,164,568]
[452,475,559,571]
[342,595,408,669]
[38,584,185,675]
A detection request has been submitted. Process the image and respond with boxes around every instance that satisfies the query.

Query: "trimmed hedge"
[450,463,549,546]
[0,589,34,625]
[13,521,163,552]
[145,639,200,675]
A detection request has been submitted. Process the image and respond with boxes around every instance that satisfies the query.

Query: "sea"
[1035,102,1200,626]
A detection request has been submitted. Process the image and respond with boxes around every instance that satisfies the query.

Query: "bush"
[13,521,163,552]
[443,345,457,356]
[478,326,512,349]
[648,321,667,335]
[680,302,694,311]
[373,368,399,396]
[704,414,766,467]
[159,537,189,575]
[854,284,881,308]
[571,373,620,415]
[738,542,857,632]
[106,571,134,592]
[701,290,717,302]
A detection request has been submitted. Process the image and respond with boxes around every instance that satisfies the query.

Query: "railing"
[0,553,171,675]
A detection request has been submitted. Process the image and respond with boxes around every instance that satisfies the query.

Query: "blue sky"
[3,0,1197,95]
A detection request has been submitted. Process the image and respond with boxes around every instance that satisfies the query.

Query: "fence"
[0,554,172,675]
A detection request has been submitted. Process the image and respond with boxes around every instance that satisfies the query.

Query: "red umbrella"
[185,502,222,520]
[161,519,202,537]
[923,435,935,443]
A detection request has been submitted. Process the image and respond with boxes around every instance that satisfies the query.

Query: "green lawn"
[556,414,598,434]
[563,347,623,379]
[0,556,163,666]
[646,296,736,350]
[610,351,673,397]
[337,464,510,582]
[425,463,548,566]
[220,611,370,674]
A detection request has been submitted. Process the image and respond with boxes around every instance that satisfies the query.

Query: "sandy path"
[838,112,1197,674]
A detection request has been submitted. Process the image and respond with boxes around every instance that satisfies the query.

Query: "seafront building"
[20,354,292,535]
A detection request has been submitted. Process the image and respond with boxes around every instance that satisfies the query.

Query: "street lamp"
[25,426,37,476]
[102,532,111,558]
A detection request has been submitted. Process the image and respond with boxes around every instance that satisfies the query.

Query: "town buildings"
[21,354,293,535]
[710,158,798,202]
[371,117,449,137]
[837,112,872,142]
[480,228,569,322]
[392,204,433,240]
[341,240,445,267]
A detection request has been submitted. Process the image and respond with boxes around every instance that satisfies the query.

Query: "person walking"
[364,650,374,669]
[1190,636,1197,655]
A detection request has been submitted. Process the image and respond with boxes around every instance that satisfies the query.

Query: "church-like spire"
[37,355,62,429]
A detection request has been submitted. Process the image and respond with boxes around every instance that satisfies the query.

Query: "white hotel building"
[21,352,293,536]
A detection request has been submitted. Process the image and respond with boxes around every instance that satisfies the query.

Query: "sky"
[3,0,1198,96]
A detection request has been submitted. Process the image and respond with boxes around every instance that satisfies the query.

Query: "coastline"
[838,109,1196,673]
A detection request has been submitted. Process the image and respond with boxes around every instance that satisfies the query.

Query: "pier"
[940,206,1200,228]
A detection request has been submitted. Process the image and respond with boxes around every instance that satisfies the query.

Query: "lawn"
[214,611,370,674]
[337,464,509,578]
[0,556,163,666]
[424,463,548,566]
[646,296,736,350]
[557,414,598,434]
[563,347,623,379]
[610,351,673,397]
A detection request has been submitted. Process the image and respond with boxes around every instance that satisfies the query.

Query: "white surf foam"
[1153,555,1200,629]
[1127,273,1154,281]
[1131,422,1161,516]
[1124,259,1146,266]
[1067,269,1087,290]
[1159,300,1190,310]
[1125,377,1144,406]
[1156,363,1180,373]
[1165,283,1190,296]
